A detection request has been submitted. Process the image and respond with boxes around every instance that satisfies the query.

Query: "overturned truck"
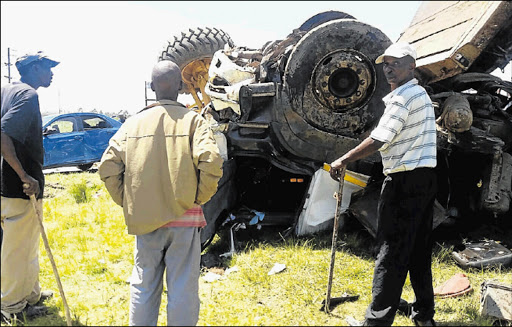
[157,1,512,248]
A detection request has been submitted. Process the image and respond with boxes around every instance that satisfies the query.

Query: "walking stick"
[324,167,346,313]
[24,185,72,326]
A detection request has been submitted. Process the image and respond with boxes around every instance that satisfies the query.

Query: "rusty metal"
[437,94,473,133]
[398,1,512,83]
[311,49,374,112]
[480,152,512,214]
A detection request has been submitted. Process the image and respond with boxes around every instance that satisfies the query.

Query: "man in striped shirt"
[330,42,437,326]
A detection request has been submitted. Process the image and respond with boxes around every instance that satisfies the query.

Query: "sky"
[1,1,510,115]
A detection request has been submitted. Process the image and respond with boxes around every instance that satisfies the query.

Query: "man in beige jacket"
[98,60,223,326]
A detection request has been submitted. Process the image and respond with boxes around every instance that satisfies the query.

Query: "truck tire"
[158,27,235,95]
[298,10,355,32]
[283,19,392,138]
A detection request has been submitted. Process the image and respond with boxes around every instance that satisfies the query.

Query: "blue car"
[42,112,122,170]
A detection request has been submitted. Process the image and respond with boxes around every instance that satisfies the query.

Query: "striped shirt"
[370,78,436,176]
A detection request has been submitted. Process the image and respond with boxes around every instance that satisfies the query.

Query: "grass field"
[1,169,511,326]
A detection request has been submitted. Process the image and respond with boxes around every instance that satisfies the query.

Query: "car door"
[80,114,117,162]
[43,116,85,168]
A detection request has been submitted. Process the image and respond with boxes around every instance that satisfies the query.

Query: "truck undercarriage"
[156,1,512,249]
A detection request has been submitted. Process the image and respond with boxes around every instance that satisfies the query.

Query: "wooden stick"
[324,167,346,314]
[26,190,72,326]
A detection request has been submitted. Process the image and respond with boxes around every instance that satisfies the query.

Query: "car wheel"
[77,163,94,171]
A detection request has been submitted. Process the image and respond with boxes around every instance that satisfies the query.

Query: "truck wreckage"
[156,1,512,252]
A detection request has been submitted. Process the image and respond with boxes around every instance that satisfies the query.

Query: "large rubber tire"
[158,27,235,95]
[283,19,392,138]
[298,10,355,32]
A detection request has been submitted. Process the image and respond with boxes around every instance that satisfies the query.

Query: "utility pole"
[145,81,148,107]
[145,81,156,107]
[4,47,13,83]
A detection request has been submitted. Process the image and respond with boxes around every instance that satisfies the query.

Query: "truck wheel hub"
[312,49,374,112]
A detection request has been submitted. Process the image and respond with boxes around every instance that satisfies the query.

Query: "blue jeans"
[129,227,201,326]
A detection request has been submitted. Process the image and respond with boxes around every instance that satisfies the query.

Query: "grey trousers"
[129,227,201,326]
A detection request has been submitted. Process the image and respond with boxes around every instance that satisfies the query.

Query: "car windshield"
[42,114,57,126]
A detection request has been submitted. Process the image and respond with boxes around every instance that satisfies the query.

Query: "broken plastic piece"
[452,240,512,269]
[434,273,473,298]
[202,271,222,283]
[249,210,265,225]
[225,266,239,275]
[268,263,286,275]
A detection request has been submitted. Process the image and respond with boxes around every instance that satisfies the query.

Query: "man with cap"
[329,42,437,326]
[1,51,59,322]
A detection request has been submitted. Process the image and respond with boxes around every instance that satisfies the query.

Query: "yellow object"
[322,163,368,188]
[344,173,367,188]
[182,59,212,110]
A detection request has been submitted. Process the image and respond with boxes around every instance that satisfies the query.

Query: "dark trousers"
[365,168,437,326]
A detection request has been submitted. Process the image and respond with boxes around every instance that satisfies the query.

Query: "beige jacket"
[98,100,223,235]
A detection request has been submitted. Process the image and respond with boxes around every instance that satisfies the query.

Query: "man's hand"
[329,156,347,181]
[2,132,40,196]
[22,176,39,197]
[329,137,383,181]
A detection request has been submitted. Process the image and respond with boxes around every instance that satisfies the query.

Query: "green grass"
[2,170,510,326]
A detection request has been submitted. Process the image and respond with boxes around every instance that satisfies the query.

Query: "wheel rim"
[311,49,375,112]
[181,59,212,110]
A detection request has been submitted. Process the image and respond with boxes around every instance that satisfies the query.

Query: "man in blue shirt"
[1,51,59,323]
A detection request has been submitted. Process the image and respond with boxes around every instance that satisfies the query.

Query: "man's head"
[15,51,59,89]
[151,61,182,101]
[375,42,416,90]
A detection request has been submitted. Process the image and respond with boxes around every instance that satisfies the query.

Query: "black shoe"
[414,318,436,326]
[2,304,49,322]
[398,298,412,316]
[23,304,49,318]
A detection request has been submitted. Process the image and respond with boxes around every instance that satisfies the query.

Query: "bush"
[69,178,92,203]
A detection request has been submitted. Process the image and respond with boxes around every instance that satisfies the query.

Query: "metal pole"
[5,47,12,83]
[145,81,148,107]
